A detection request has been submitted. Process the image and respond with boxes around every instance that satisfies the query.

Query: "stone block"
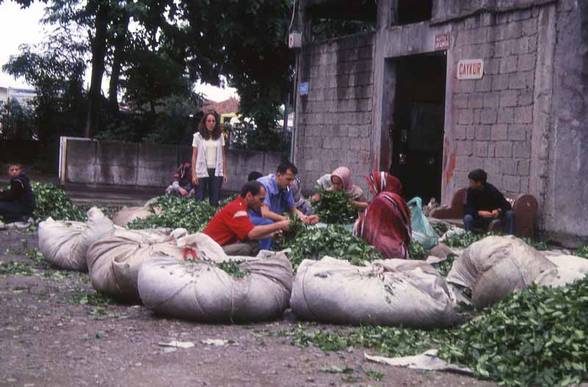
[499,90,518,107]
[482,94,499,108]
[474,141,488,157]
[484,58,500,74]
[458,109,474,125]
[480,108,498,124]
[521,17,538,36]
[509,71,534,90]
[508,125,528,141]
[491,124,508,140]
[457,140,474,156]
[487,142,496,157]
[497,107,514,124]
[505,22,523,40]
[518,90,534,106]
[475,76,493,92]
[494,40,511,57]
[456,79,475,93]
[517,159,530,176]
[467,126,476,140]
[454,125,467,140]
[503,175,520,192]
[513,141,531,158]
[454,94,469,108]
[519,176,529,193]
[495,141,512,158]
[473,109,482,124]
[492,74,510,91]
[517,53,536,72]
[476,126,491,140]
[500,158,517,175]
[500,56,518,74]
[512,9,532,21]
[514,106,533,124]
[468,94,484,109]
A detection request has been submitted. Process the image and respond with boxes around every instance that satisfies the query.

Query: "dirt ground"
[0,229,495,387]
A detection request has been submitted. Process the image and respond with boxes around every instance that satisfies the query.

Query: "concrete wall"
[542,0,588,243]
[62,138,283,192]
[293,33,376,193]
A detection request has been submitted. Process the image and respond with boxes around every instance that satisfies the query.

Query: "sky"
[0,1,237,102]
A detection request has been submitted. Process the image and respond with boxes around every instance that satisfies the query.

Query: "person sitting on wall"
[355,171,412,258]
[464,168,515,234]
[0,163,36,224]
[313,166,369,209]
[203,181,290,256]
[165,162,194,197]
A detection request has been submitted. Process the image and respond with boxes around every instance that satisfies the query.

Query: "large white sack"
[536,253,588,287]
[38,207,115,271]
[87,229,226,302]
[112,206,153,227]
[138,251,293,322]
[290,257,457,328]
[446,235,556,308]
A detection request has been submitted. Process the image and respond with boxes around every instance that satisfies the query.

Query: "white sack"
[290,257,457,328]
[446,236,555,308]
[138,251,293,322]
[87,230,226,302]
[112,206,153,227]
[38,207,115,271]
[536,253,588,287]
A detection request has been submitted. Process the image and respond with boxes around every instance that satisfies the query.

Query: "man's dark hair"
[247,171,263,182]
[468,169,487,184]
[276,160,298,175]
[240,181,264,198]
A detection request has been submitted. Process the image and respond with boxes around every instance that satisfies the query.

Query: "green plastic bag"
[407,197,438,249]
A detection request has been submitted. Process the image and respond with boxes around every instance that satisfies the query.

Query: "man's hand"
[310,193,321,202]
[276,219,290,231]
[192,176,199,186]
[179,187,188,197]
[491,209,502,218]
[302,214,320,225]
[478,210,494,218]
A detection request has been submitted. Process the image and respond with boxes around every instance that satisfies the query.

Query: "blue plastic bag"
[407,197,438,249]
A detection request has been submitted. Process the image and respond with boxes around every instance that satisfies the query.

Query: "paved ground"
[0,229,496,387]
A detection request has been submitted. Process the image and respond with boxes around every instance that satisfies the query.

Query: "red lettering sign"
[457,59,484,80]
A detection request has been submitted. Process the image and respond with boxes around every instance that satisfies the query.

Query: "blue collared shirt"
[257,174,295,214]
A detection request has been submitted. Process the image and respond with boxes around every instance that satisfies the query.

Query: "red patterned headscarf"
[366,171,403,195]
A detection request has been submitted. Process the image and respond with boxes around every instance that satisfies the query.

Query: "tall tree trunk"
[84,1,110,138]
[108,10,129,112]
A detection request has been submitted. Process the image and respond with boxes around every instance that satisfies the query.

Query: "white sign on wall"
[457,59,484,80]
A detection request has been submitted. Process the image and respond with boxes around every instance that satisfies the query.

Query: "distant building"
[292,0,588,243]
[0,86,36,108]
[202,97,240,124]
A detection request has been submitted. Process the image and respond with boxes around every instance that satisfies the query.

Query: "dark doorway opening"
[394,0,433,25]
[390,53,446,203]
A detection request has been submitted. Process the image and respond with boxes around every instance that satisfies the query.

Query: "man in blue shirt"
[249,161,319,249]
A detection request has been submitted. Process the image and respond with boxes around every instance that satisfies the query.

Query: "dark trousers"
[464,210,515,235]
[195,168,223,206]
[0,201,32,223]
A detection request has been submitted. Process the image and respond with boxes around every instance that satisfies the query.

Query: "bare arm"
[260,205,288,222]
[222,144,227,183]
[351,199,369,209]
[191,146,198,185]
[247,220,290,240]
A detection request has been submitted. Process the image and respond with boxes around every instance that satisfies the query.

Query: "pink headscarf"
[331,166,353,191]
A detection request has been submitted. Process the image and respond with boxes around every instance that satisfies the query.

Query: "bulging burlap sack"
[87,230,226,302]
[447,236,556,308]
[38,207,115,271]
[290,257,457,328]
[137,251,293,322]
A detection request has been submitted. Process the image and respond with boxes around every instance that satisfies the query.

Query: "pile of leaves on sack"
[281,225,383,269]
[289,275,588,386]
[127,195,217,233]
[217,260,249,278]
[313,189,358,224]
[31,182,85,221]
[575,246,588,258]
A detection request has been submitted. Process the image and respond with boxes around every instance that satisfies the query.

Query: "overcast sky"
[0,1,236,102]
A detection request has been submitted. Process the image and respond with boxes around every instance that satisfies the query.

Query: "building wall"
[62,138,283,192]
[293,33,376,193]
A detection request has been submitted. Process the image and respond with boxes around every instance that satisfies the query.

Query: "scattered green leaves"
[31,182,85,221]
[128,195,217,233]
[281,225,383,269]
[217,260,249,278]
[575,245,588,258]
[71,290,116,306]
[0,261,34,276]
[314,189,357,224]
[365,369,384,381]
[444,231,494,248]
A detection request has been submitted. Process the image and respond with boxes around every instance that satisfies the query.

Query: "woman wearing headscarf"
[314,166,368,209]
[355,171,412,258]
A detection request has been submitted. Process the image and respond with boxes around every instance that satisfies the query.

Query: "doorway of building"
[389,53,446,203]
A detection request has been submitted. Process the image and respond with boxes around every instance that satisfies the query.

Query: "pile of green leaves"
[31,182,85,221]
[575,246,588,258]
[289,275,588,386]
[282,225,382,269]
[217,260,249,278]
[314,189,358,224]
[408,241,428,260]
[127,195,217,233]
[443,231,491,248]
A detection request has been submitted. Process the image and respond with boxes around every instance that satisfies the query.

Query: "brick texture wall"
[449,9,539,197]
[294,33,375,194]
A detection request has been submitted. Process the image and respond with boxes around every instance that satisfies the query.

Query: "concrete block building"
[292,0,588,243]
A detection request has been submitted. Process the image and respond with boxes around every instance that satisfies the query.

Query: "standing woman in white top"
[191,110,227,205]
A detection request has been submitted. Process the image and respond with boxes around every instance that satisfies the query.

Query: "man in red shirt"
[203,181,290,255]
